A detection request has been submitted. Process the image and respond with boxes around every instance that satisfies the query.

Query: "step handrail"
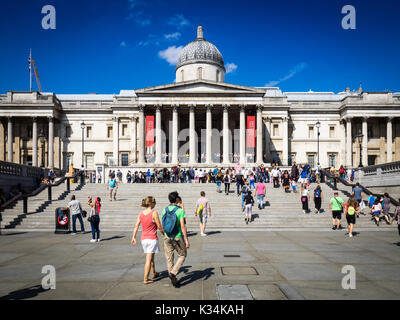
[0,170,82,213]
[322,168,399,207]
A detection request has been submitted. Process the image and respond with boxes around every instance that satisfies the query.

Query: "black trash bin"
[55,207,70,234]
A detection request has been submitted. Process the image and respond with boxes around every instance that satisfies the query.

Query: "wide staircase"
[3,180,394,231]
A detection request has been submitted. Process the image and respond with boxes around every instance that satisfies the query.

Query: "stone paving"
[0,229,399,300]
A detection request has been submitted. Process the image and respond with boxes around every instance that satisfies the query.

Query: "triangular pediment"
[136,80,263,95]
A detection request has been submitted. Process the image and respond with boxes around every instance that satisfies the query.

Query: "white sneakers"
[349,234,353,238]
[90,239,96,243]
[97,239,101,242]
[200,233,207,237]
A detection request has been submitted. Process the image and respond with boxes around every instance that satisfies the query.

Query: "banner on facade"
[146,116,155,147]
[247,115,255,148]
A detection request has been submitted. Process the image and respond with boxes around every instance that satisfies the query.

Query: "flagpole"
[29,48,32,92]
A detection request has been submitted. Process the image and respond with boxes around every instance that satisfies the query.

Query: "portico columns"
[206,104,212,164]
[282,116,289,166]
[189,105,196,164]
[7,117,13,163]
[48,117,54,168]
[339,119,346,167]
[361,117,368,166]
[138,105,145,164]
[130,116,137,163]
[223,104,229,163]
[256,104,263,164]
[239,105,246,164]
[171,105,178,164]
[32,117,38,167]
[264,116,272,162]
[112,116,119,166]
[155,105,162,164]
[346,117,353,167]
[387,117,393,162]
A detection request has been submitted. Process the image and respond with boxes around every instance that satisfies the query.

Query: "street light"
[38,130,45,167]
[315,121,321,165]
[80,121,86,168]
[356,129,364,168]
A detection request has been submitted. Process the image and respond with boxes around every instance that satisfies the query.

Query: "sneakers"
[349,233,353,238]
[200,233,207,237]
[168,273,178,287]
[71,232,77,235]
[97,239,101,242]
[90,239,96,243]
[338,225,344,230]
[332,225,337,230]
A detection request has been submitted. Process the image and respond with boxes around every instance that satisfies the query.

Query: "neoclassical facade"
[1,26,400,171]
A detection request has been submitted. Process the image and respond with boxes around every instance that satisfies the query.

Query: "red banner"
[145,116,154,147]
[247,116,255,148]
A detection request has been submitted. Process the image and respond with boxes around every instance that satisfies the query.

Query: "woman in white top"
[300,184,310,214]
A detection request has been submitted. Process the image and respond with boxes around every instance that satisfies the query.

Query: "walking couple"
[131,191,190,287]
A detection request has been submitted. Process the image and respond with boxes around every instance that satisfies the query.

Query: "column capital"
[47,116,54,122]
[344,116,353,122]
[206,104,213,110]
[155,104,162,111]
[138,104,145,111]
[130,115,138,121]
[361,116,369,121]
[188,104,196,111]
[32,116,38,122]
[172,104,179,111]
[256,104,263,111]
[112,116,119,122]
[239,104,246,111]
[222,104,230,110]
[281,116,288,122]
[387,116,394,122]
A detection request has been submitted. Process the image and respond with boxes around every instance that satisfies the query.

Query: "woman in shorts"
[300,184,310,214]
[131,196,164,284]
[345,198,357,237]
[371,198,382,226]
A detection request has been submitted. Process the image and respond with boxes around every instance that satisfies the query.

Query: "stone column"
[346,117,352,167]
[256,104,263,164]
[387,117,393,163]
[223,104,229,163]
[206,104,212,164]
[339,119,346,167]
[32,117,38,167]
[155,105,162,164]
[48,117,54,168]
[138,105,145,164]
[189,104,196,164]
[362,117,368,166]
[264,116,272,163]
[239,105,246,164]
[171,105,178,164]
[131,116,137,163]
[282,116,289,166]
[112,116,119,166]
[7,117,13,162]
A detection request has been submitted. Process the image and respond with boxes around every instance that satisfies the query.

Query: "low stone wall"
[356,161,400,187]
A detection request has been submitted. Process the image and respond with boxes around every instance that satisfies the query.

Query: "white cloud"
[164,32,181,40]
[159,46,184,65]
[167,14,190,28]
[225,62,238,74]
[265,62,308,87]
[120,41,126,47]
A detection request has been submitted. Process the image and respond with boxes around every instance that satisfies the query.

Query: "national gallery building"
[1,26,400,171]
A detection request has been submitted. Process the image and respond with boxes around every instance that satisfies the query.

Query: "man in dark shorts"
[329,192,344,230]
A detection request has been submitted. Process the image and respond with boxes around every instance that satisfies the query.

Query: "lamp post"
[315,121,321,165]
[39,130,45,167]
[81,121,86,168]
[356,129,363,168]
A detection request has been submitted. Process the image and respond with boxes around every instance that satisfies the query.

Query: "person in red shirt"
[131,196,164,284]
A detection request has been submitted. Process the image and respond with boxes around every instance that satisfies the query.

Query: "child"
[390,199,400,238]
[371,198,382,226]
[367,194,375,208]
[291,180,297,193]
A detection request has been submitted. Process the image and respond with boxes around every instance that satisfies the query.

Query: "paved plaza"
[0,229,399,300]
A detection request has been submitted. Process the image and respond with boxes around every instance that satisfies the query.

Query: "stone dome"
[175,26,225,71]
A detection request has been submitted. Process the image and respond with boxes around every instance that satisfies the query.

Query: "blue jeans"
[257,194,264,209]
[241,193,247,207]
[216,181,221,192]
[72,214,85,233]
[90,215,100,240]
[250,180,255,189]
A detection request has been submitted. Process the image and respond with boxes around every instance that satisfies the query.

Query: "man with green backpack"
[161,191,190,288]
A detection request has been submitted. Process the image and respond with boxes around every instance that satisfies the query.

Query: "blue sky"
[0,0,399,94]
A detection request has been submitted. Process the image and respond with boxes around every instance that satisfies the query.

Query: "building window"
[106,154,114,166]
[181,69,184,82]
[328,154,336,167]
[308,126,314,139]
[216,70,220,82]
[121,153,129,166]
[107,126,113,138]
[197,67,202,80]
[329,126,335,138]
[86,126,92,139]
[289,125,294,139]
[122,124,128,137]
[66,126,72,138]
[85,154,94,169]
[273,124,279,136]
[307,154,315,168]
[27,125,33,139]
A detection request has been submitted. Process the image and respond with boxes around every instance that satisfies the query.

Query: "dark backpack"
[162,206,179,238]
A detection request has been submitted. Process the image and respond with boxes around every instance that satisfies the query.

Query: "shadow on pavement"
[177,266,215,287]
[101,235,125,242]
[0,285,49,300]
[0,232,28,236]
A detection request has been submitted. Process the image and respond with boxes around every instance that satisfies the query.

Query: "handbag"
[81,210,87,218]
